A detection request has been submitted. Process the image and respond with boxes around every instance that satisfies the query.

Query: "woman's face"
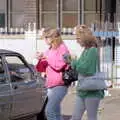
[76,33,86,47]
[76,37,84,46]
[44,37,53,46]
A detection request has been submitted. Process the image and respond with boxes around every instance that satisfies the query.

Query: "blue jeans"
[71,95,101,120]
[45,86,68,120]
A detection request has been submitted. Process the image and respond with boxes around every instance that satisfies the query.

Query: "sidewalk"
[62,87,120,120]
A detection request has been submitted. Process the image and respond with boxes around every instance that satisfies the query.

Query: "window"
[84,0,96,11]
[62,0,78,28]
[84,13,104,26]
[5,56,33,83]
[0,0,5,27]
[42,0,57,11]
[0,13,5,27]
[0,58,6,84]
[63,0,78,11]
[37,0,105,30]
[41,0,57,27]
[41,13,57,27]
[84,0,104,25]
[84,0,104,11]
[62,13,78,27]
[0,0,24,29]
[11,0,24,27]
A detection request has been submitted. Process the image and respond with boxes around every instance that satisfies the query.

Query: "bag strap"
[48,64,68,73]
[95,47,101,73]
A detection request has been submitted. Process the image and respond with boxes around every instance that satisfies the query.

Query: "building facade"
[0,0,119,30]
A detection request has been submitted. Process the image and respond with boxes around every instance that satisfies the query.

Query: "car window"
[5,56,33,83]
[0,58,7,83]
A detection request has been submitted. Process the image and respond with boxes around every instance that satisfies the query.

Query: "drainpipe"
[96,0,98,13]
[57,0,61,29]
[100,0,102,28]
[79,0,84,24]
[36,0,40,30]
[10,0,12,28]
[39,0,42,28]
[81,0,84,24]
[6,0,9,32]
[78,0,80,24]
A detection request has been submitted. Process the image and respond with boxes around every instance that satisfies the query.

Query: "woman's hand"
[71,54,77,60]
[36,52,45,60]
[63,53,71,64]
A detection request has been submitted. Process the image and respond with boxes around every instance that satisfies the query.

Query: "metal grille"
[94,23,120,88]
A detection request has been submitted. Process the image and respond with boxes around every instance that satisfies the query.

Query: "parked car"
[0,49,47,120]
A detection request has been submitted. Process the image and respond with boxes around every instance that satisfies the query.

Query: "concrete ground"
[62,87,120,120]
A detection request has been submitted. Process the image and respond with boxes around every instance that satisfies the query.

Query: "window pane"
[0,58,6,84]
[0,0,5,12]
[12,13,24,27]
[12,0,24,12]
[96,0,105,11]
[0,13,5,27]
[41,13,57,27]
[84,0,96,11]
[84,13,104,26]
[6,56,32,83]
[42,0,57,11]
[63,13,78,27]
[12,0,24,27]
[63,0,78,11]
[0,0,5,27]
[85,0,104,11]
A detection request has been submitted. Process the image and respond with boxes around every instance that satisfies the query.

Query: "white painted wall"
[0,33,82,64]
[36,39,82,56]
[0,38,35,62]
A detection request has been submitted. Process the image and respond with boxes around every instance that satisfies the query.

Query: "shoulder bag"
[77,48,107,91]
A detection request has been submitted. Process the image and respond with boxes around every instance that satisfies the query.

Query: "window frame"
[4,55,34,83]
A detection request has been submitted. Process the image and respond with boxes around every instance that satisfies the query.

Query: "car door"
[0,57,12,120]
[5,55,44,118]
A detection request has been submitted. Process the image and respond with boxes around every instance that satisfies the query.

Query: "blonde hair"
[41,27,51,39]
[46,29,63,48]
[74,24,97,47]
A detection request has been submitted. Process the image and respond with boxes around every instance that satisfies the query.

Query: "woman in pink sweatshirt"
[38,28,70,120]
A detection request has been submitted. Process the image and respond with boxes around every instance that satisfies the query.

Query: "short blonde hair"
[74,24,97,47]
[46,29,63,47]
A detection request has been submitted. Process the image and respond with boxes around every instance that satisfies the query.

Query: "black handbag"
[49,64,78,86]
[62,67,78,86]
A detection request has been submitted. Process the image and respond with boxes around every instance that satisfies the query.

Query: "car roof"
[0,49,21,56]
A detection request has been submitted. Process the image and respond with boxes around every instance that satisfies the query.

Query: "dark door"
[0,57,11,120]
[5,55,43,118]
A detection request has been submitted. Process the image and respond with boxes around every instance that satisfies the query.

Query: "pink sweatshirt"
[44,43,69,88]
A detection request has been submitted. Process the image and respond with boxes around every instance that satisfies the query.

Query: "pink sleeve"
[43,49,49,58]
[48,44,69,71]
